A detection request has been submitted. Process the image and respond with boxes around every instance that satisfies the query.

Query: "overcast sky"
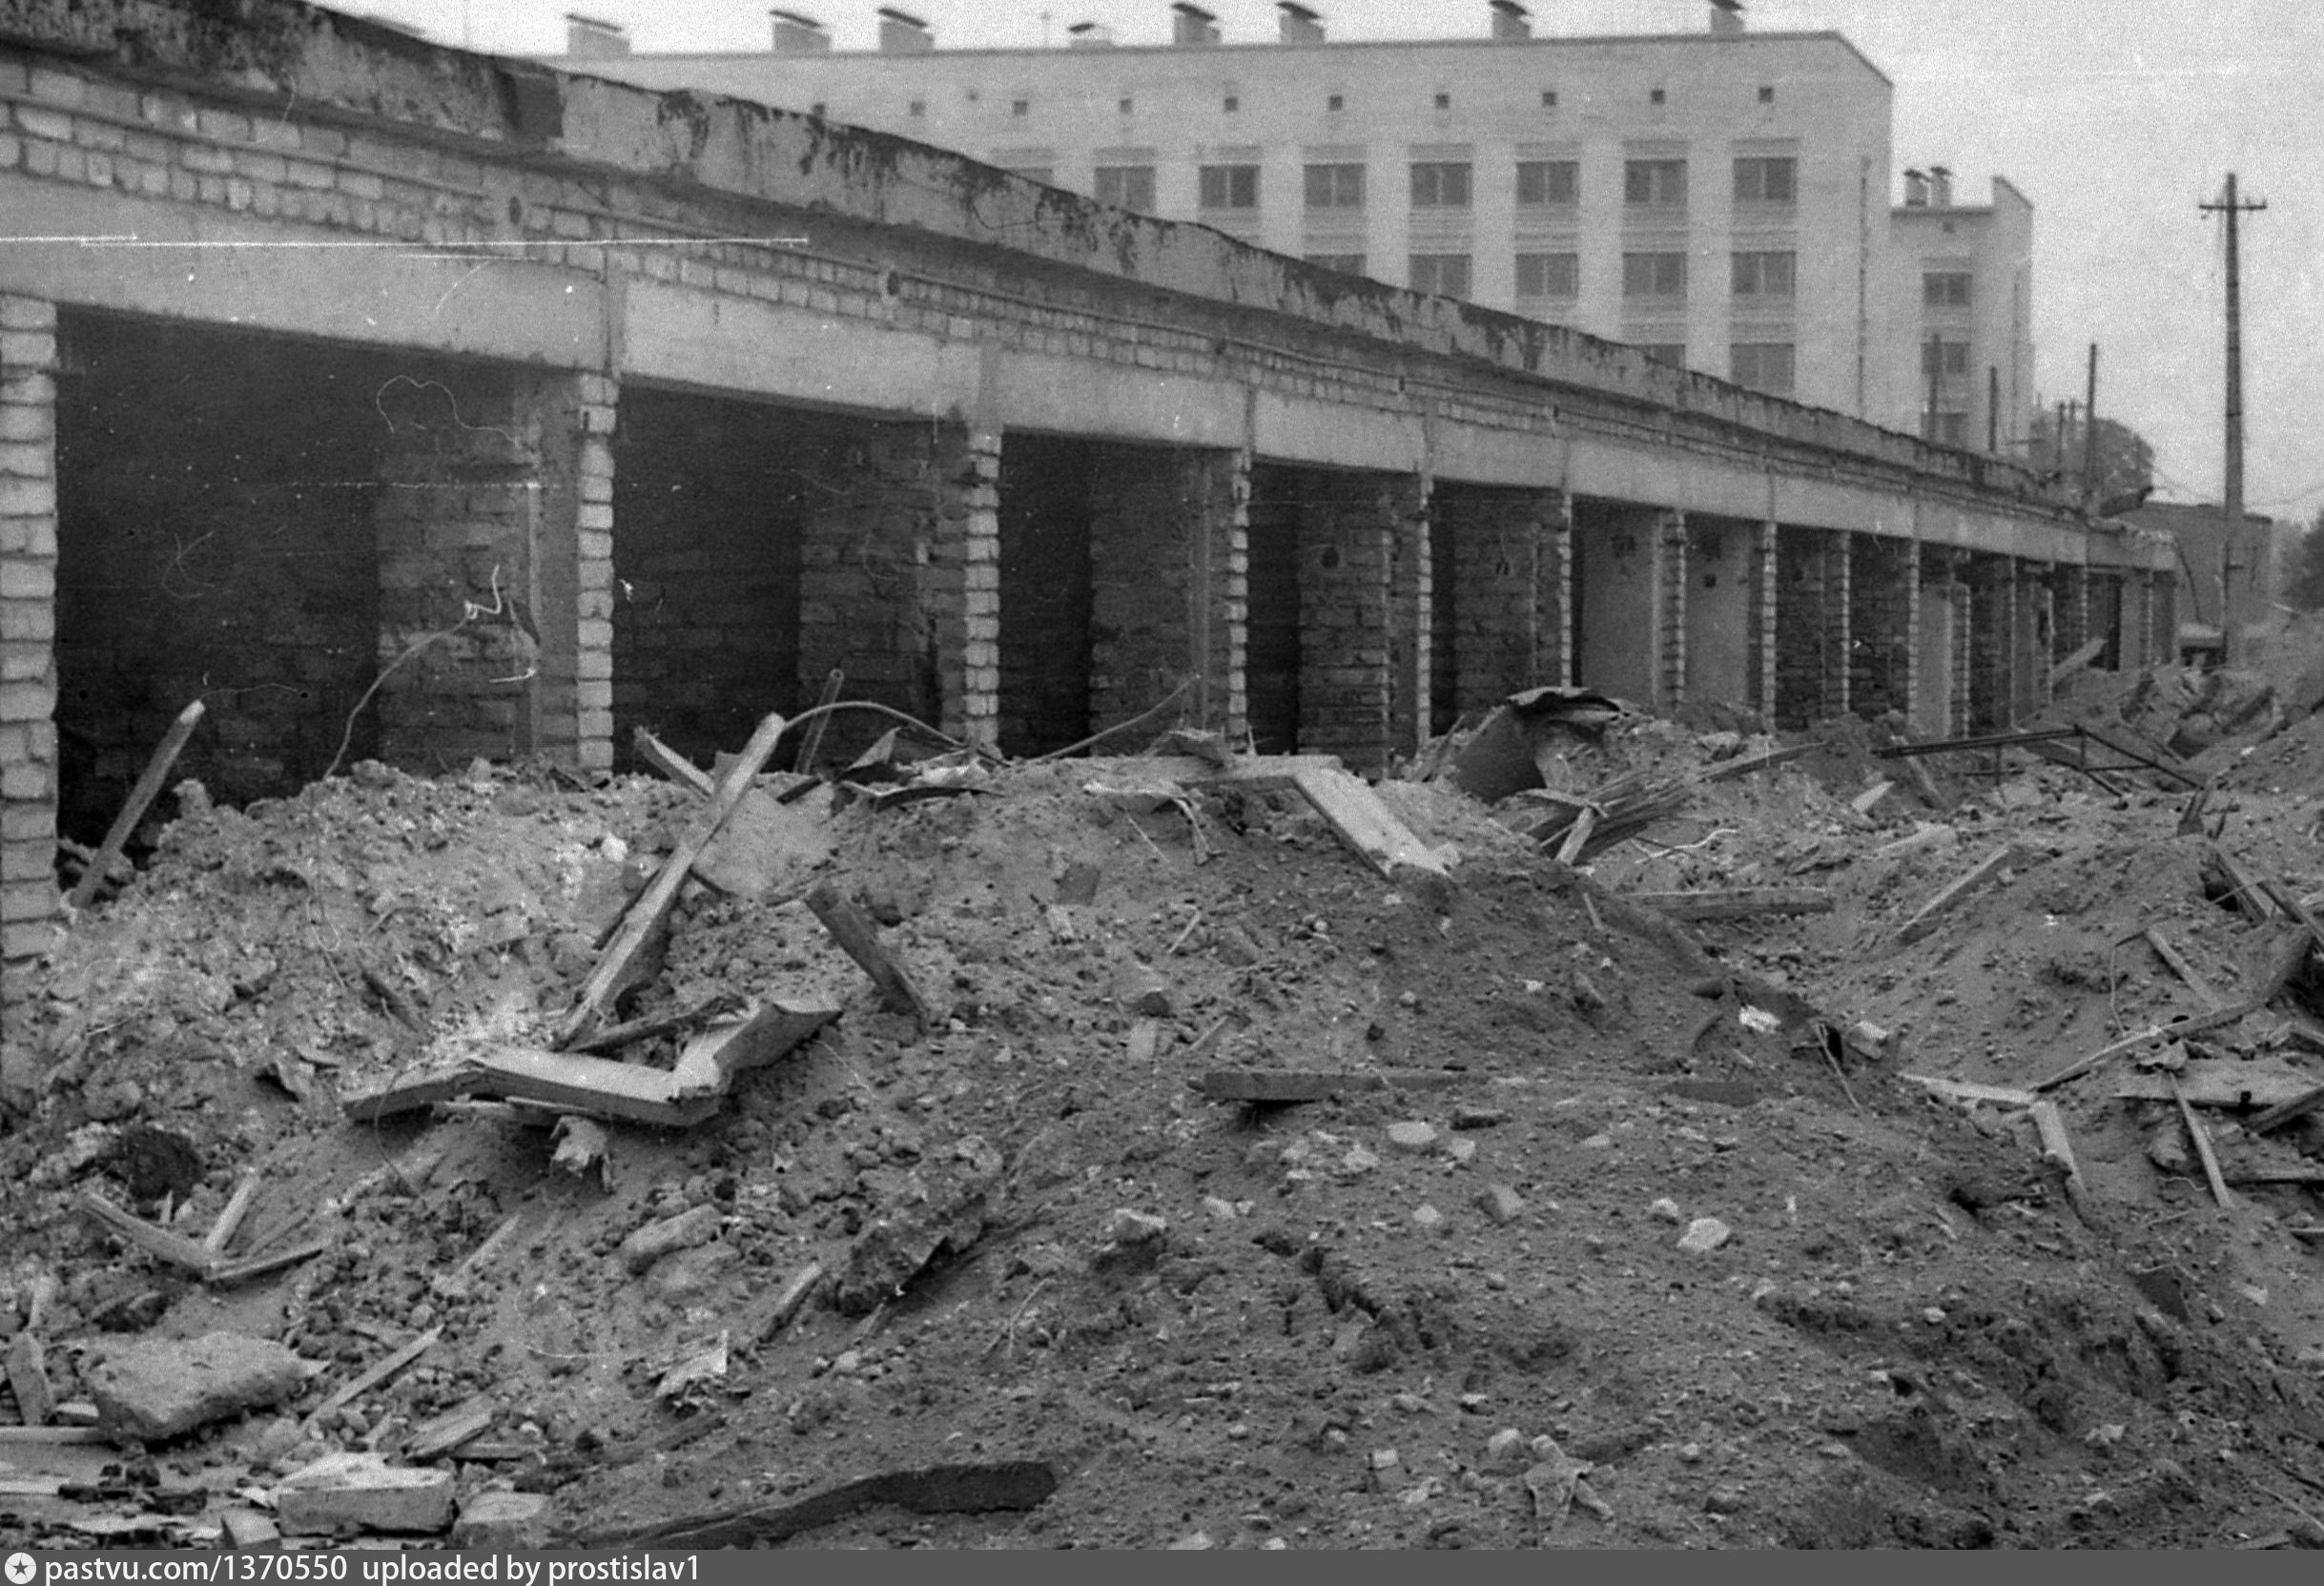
[336,0,2324,523]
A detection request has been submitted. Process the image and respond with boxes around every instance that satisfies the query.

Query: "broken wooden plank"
[2048,635,2108,687]
[304,1327,442,1434]
[760,1262,826,1343]
[75,1189,219,1277]
[633,728,715,796]
[2076,721,2204,789]
[805,882,936,1027]
[2110,1067,2323,1108]
[0,1425,108,1446]
[2143,926,2225,1010]
[2031,1000,2259,1093]
[67,699,205,909]
[203,1170,260,1257]
[583,1459,1061,1550]
[555,711,789,1048]
[337,1057,484,1123]
[2222,1164,2324,1186]
[2207,844,2280,924]
[792,669,846,773]
[403,1397,497,1462]
[1629,887,1834,922]
[2029,1101,2093,1219]
[469,1045,717,1127]
[669,999,844,1097]
[1894,844,2020,945]
[205,1239,329,1288]
[1903,1074,2038,1108]
[1849,781,1896,816]
[1289,766,1451,879]
[5,1329,54,1428]
[565,994,743,1057]
[1695,743,1815,784]
[1191,1068,1465,1103]
[2251,1082,2324,1135]
[2170,1074,2237,1209]
[1169,752,1347,793]
[1553,804,1600,867]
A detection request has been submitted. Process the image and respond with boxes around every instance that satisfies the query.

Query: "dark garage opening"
[1244,472,1302,754]
[996,434,1097,757]
[52,312,417,848]
[609,387,818,772]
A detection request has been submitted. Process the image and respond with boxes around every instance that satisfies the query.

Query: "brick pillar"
[1386,473,1432,757]
[1749,521,1778,721]
[935,427,1002,750]
[1966,554,2012,731]
[2019,561,2053,714]
[1088,445,1247,742]
[1435,484,1569,712]
[2052,564,2089,664]
[1299,472,1397,774]
[1551,493,1574,689]
[1,295,60,1006]
[1774,526,1848,728]
[1657,509,1688,708]
[2151,572,2176,667]
[1848,534,1917,721]
[372,366,612,772]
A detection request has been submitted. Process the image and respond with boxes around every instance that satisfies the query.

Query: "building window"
[1622,251,1686,299]
[1095,165,1157,212]
[1434,91,1451,110]
[1306,252,1366,276]
[1515,159,1578,207]
[1514,252,1579,300]
[1731,341,1796,396]
[908,99,926,117]
[1650,87,1666,105]
[1199,164,1260,211]
[1730,250,1796,299]
[1327,93,1344,111]
[1924,271,1973,308]
[1642,343,1685,367]
[1119,97,1133,114]
[1541,90,1557,108]
[811,102,826,119]
[1409,253,1471,299]
[1624,158,1687,208]
[1012,98,1029,116]
[1758,85,1776,103]
[1409,161,1472,208]
[1919,338,1971,378]
[1923,412,1969,446]
[1734,155,1796,204]
[1224,93,1239,113]
[1304,163,1366,209]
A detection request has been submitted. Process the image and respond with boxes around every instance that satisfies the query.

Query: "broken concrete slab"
[451,1489,551,1548]
[275,1451,454,1536]
[621,1204,724,1275]
[86,1333,313,1444]
[832,1145,1002,1315]
[6,1329,55,1427]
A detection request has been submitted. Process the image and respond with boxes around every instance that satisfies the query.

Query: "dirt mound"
[3,731,2322,1550]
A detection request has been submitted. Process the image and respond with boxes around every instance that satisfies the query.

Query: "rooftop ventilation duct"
[1489,1,1531,41]
[1928,165,1954,207]
[1902,168,1929,207]
[1066,21,1117,48]
[877,7,934,53]
[1171,3,1223,46]
[564,12,629,56]
[771,10,831,52]
[1710,0,1744,35]
[1279,2,1325,44]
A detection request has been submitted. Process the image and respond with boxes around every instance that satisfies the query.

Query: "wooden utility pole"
[2081,342,2099,506]
[2201,174,2267,666]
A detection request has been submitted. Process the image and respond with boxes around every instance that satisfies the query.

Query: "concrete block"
[276,1452,454,1536]
[87,1333,311,1443]
[620,1204,722,1275]
[0,299,55,331]
[451,1489,551,1549]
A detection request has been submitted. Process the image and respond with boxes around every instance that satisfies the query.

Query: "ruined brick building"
[0,0,2171,1008]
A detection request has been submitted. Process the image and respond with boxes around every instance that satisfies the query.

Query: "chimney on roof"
[1489,1,1531,40]
[771,10,830,52]
[1902,168,1929,207]
[876,7,933,52]
[1928,165,1954,207]
[1066,21,1116,48]
[1171,3,1222,46]
[1278,2,1325,43]
[565,12,629,56]
[1710,0,1744,35]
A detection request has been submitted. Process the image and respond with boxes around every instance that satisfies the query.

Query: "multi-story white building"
[552,1,2026,442]
[1888,165,2034,455]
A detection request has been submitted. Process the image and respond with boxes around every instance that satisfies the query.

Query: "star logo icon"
[5,1552,36,1586]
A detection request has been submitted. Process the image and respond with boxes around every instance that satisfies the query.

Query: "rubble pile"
[3,691,2324,1551]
